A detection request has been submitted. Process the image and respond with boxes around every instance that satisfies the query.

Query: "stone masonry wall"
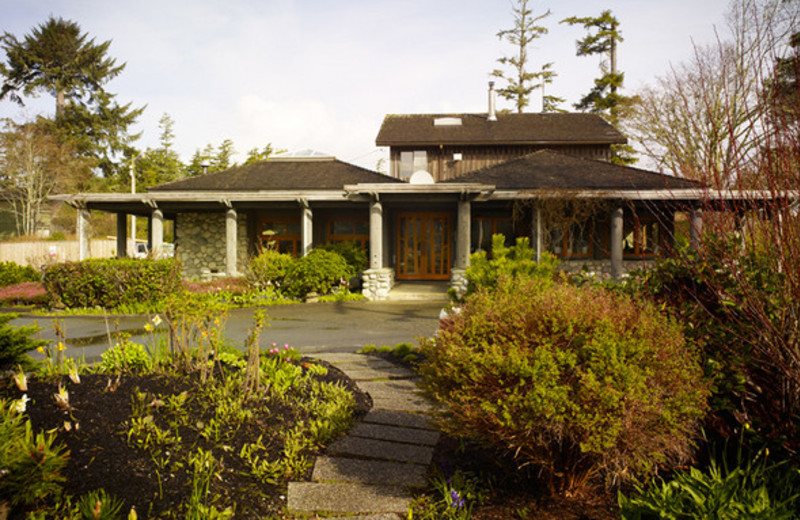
[176,212,248,279]
[558,259,655,279]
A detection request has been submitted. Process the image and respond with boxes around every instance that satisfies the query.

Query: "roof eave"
[375,139,627,147]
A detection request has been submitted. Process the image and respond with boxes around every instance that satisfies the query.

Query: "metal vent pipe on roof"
[488,81,497,122]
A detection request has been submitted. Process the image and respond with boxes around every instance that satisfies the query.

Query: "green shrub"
[0,313,45,372]
[464,234,558,296]
[0,398,68,509]
[43,258,181,309]
[99,340,154,373]
[632,239,792,441]
[284,249,352,298]
[0,261,39,287]
[248,249,295,287]
[418,276,708,495]
[620,446,800,519]
[318,241,368,274]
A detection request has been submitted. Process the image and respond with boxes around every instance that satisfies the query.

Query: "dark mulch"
[1,359,371,519]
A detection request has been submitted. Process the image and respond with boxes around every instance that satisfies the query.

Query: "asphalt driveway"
[8,300,446,362]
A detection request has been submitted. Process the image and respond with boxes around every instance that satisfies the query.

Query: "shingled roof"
[444,150,702,191]
[375,113,627,146]
[149,158,401,192]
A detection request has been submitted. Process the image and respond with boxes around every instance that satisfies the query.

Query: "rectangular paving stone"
[359,380,422,395]
[370,395,432,413]
[349,422,439,446]
[288,482,410,514]
[328,515,403,520]
[312,456,427,488]
[328,436,434,465]
[311,352,368,363]
[345,366,417,381]
[363,409,434,430]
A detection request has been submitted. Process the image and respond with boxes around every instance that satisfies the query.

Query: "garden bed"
[1,358,371,519]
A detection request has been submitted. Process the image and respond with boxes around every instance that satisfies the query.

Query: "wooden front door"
[396,213,451,280]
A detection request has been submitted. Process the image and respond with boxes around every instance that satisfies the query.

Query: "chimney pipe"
[487,81,497,122]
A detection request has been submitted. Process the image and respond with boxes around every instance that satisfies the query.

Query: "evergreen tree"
[132,114,184,189]
[768,31,800,129]
[492,0,552,113]
[0,16,143,177]
[215,139,235,171]
[562,10,636,164]
[539,62,565,112]
[243,144,275,165]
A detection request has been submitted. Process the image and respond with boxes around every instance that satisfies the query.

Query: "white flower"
[12,394,29,413]
[151,315,162,327]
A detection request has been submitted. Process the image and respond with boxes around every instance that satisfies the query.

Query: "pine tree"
[132,114,184,189]
[243,145,275,165]
[0,16,143,176]
[492,0,552,113]
[539,62,565,112]
[562,10,636,164]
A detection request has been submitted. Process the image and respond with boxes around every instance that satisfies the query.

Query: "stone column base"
[362,268,395,301]
[450,268,468,299]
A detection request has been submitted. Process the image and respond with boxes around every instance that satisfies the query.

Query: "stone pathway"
[287,352,438,518]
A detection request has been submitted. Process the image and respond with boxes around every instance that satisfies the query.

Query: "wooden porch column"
[226,208,238,275]
[610,206,624,279]
[151,209,164,257]
[533,206,543,263]
[456,199,471,269]
[116,213,128,258]
[300,200,313,257]
[369,197,383,269]
[77,209,90,261]
[690,208,703,250]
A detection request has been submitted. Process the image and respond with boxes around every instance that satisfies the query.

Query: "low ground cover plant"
[0,281,48,307]
[419,275,709,496]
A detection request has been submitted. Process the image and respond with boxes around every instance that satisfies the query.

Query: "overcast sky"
[0,0,731,171]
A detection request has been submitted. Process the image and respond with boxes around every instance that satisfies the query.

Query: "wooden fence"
[0,239,123,267]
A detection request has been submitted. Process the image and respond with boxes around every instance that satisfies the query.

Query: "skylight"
[433,117,462,127]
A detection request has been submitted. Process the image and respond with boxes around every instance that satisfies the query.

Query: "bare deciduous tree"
[0,118,89,236]
[624,0,798,187]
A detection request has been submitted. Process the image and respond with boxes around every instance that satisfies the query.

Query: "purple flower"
[449,489,464,509]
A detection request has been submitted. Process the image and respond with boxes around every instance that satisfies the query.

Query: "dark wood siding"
[389,144,611,181]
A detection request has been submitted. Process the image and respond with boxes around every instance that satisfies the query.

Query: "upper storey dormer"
[375,83,627,182]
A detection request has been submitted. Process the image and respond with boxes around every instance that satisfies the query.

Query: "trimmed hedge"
[43,258,182,309]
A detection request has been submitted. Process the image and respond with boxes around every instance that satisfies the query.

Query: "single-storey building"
[56,84,789,300]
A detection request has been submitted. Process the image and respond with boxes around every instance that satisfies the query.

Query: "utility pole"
[130,153,139,256]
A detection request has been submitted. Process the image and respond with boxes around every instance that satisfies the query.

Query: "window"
[327,219,369,249]
[399,150,427,179]
[258,219,301,256]
[549,222,592,257]
[472,217,514,252]
[623,216,663,257]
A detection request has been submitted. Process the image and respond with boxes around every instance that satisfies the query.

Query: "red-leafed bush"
[419,276,709,495]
